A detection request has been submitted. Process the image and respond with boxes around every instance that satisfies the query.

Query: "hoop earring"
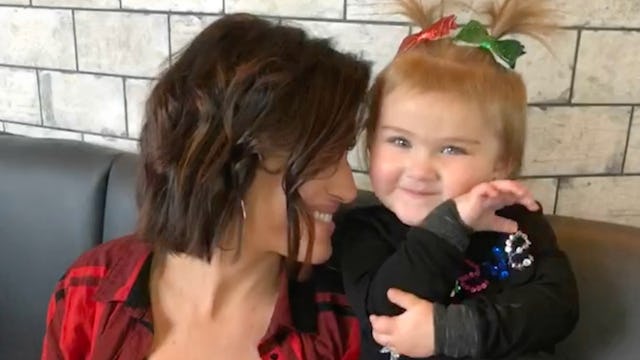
[240,199,247,220]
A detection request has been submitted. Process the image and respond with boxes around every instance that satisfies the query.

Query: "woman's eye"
[388,136,411,148]
[441,145,467,155]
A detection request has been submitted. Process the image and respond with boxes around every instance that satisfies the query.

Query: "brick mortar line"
[35,69,44,126]
[1,118,140,141]
[552,178,561,214]
[72,9,80,71]
[0,63,156,81]
[568,29,581,103]
[4,4,640,31]
[2,66,637,109]
[620,107,636,173]
[122,78,130,137]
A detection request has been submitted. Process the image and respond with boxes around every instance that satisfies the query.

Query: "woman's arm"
[41,273,95,360]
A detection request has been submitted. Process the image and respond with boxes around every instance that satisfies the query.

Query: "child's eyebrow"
[379,125,414,135]
[440,137,481,145]
[380,126,482,145]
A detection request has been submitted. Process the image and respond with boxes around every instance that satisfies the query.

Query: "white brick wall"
[522,106,631,176]
[124,78,153,139]
[170,15,220,54]
[122,0,223,12]
[226,0,344,19]
[285,20,409,75]
[0,67,40,124]
[39,71,126,135]
[0,8,75,69]
[516,30,578,103]
[625,108,640,173]
[33,0,119,8]
[0,1,638,227]
[555,0,640,27]
[75,11,169,77]
[557,176,640,227]
[573,31,640,103]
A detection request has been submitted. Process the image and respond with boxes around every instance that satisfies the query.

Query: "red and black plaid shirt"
[41,235,360,360]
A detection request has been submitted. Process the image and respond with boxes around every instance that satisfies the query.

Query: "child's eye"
[441,145,467,155]
[388,136,411,148]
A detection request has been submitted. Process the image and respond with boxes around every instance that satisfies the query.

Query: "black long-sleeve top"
[331,200,579,360]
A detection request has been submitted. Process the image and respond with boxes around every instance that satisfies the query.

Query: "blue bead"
[500,270,510,279]
[492,246,502,255]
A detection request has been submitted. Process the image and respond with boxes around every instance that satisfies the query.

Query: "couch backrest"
[102,152,138,242]
[0,134,123,358]
[1,134,639,359]
[551,216,640,360]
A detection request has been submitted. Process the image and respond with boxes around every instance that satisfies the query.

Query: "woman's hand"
[454,180,539,234]
[370,288,435,358]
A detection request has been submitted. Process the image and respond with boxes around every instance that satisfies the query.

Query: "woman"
[42,14,370,360]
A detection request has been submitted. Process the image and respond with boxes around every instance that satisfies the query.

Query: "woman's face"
[243,153,357,264]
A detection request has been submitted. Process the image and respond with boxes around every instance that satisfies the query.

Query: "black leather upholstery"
[551,216,640,360]
[0,134,122,359]
[1,133,639,359]
[103,152,138,243]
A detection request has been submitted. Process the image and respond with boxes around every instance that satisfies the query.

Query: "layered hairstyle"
[137,14,370,266]
[366,0,557,176]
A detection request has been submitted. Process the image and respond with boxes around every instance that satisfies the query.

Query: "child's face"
[369,87,510,226]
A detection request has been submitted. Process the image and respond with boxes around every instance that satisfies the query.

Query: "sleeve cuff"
[419,199,473,253]
[434,303,480,358]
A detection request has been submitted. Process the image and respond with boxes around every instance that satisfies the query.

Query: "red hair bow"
[397,15,458,53]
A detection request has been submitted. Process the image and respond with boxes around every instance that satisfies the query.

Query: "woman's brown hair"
[366,0,556,177]
[137,14,370,266]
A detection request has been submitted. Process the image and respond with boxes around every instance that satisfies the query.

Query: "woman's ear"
[257,152,287,175]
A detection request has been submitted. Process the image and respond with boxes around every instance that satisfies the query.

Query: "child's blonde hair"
[366,0,556,177]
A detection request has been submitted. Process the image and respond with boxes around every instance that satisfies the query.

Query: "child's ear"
[493,158,513,179]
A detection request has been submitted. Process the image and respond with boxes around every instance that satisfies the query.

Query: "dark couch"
[1,133,639,359]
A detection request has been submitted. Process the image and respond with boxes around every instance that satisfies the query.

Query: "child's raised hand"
[370,288,435,358]
[454,180,539,233]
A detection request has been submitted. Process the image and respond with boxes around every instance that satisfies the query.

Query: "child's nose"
[406,153,438,181]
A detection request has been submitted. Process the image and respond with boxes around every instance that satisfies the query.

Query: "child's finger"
[490,181,540,211]
[475,182,499,199]
[369,314,395,334]
[372,330,392,349]
[485,183,538,212]
[484,191,518,211]
[518,196,540,212]
[387,288,420,310]
[491,180,528,197]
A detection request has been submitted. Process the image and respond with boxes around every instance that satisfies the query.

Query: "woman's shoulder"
[53,234,152,304]
[303,265,360,358]
[65,234,151,272]
[311,263,347,294]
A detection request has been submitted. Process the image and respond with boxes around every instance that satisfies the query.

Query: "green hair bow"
[453,20,526,69]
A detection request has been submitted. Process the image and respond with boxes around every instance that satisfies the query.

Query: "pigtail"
[397,0,473,29]
[482,0,556,43]
[396,0,443,28]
